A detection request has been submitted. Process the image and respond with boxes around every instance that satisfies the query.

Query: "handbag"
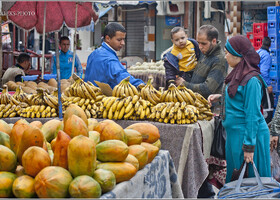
[271,149,280,182]
[210,115,226,159]
[218,162,280,199]
[230,160,248,182]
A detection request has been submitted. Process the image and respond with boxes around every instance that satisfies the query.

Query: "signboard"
[2,34,11,44]
[1,24,9,33]
[165,16,181,26]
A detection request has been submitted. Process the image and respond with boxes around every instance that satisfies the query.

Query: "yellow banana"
[145,107,150,117]
[125,102,133,114]
[160,106,167,119]
[132,95,140,104]
[84,82,97,99]
[113,109,119,120]
[106,97,116,111]
[116,99,125,111]
[127,83,134,97]
[160,90,168,102]
[139,106,145,119]
[124,96,132,107]
[103,109,108,119]
[128,82,139,96]
[118,106,125,119]
[78,98,86,107]
[124,107,134,119]
[111,98,120,112]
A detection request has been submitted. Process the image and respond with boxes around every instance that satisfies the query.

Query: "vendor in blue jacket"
[84,22,144,89]
[161,27,200,89]
[52,36,83,79]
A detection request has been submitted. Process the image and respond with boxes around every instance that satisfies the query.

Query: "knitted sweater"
[184,41,228,98]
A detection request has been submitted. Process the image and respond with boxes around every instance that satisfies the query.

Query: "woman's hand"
[270,136,279,150]
[207,94,222,107]
[175,77,185,86]
[244,152,254,163]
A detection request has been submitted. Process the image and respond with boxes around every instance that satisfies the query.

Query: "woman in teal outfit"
[208,35,271,183]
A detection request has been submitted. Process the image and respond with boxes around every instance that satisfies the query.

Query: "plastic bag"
[210,116,226,159]
[271,149,280,182]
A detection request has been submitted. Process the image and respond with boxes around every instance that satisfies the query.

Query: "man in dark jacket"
[176,25,228,99]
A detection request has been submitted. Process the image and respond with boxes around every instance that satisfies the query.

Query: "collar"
[260,46,270,53]
[16,63,24,70]
[104,42,117,54]
[205,40,222,57]
[60,50,70,55]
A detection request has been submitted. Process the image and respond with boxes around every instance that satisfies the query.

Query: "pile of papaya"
[0,104,161,198]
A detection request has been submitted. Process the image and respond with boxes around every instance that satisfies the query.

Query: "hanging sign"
[165,16,181,26]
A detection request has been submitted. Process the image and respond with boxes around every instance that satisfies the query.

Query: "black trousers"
[197,179,215,198]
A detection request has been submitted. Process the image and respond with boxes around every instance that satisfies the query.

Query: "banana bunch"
[160,84,189,103]
[134,99,152,120]
[62,98,97,118]
[0,85,21,106]
[65,73,100,100]
[176,85,196,105]
[101,95,141,120]
[13,85,32,105]
[194,93,213,121]
[0,104,21,118]
[148,102,199,124]
[140,78,161,105]
[112,76,139,97]
[20,105,57,118]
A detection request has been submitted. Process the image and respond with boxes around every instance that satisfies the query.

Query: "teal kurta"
[222,76,271,183]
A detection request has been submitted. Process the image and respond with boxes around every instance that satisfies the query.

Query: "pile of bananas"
[64,74,102,100]
[147,102,198,124]
[101,95,151,120]
[161,84,193,104]
[0,85,20,106]
[112,76,139,97]
[13,86,32,105]
[140,78,161,105]
[20,105,57,118]
[0,104,21,118]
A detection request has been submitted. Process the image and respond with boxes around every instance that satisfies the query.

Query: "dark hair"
[60,36,70,44]
[198,25,219,41]
[170,27,185,39]
[17,53,30,64]
[103,22,126,39]
[262,37,271,48]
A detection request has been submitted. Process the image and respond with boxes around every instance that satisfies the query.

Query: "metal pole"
[55,32,62,119]
[41,1,46,79]
[71,2,78,76]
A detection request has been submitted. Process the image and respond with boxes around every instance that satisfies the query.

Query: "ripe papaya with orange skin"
[96,140,128,162]
[17,127,44,164]
[34,166,73,198]
[0,131,10,148]
[41,119,63,142]
[128,145,148,169]
[22,146,51,177]
[68,135,96,177]
[93,169,116,193]
[0,172,17,197]
[53,130,71,169]
[0,145,17,172]
[124,129,142,146]
[124,154,139,171]
[94,120,126,143]
[0,120,12,136]
[12,175,36,198]
[10,123,30,155]
[141,142,159,163]
[69,175,102,198]
[64,115,88,138]
[97,162,137,183]
[29,121,42,129]
[63,104,88,126]
[126,123,160,143]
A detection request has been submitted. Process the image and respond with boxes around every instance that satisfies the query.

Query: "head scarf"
[225,35,260,98]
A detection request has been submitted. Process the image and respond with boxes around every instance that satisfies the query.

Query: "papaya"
[152,139,161,149]
[13,119,29,127]
[34,166,73,198]
[96,140,128,162]
[88,118,99,131]
[124,154,139,171]
[17,127,44,164]
[0,145,17,172]
[10,123,30,155]
[41,119,63,142]
[124,129,142,146]
[68,135,96,177]
[141,142,159,163]
[29,121,42,129]
[0,172,17,197]
[69,175,102,198]
[93,169,116,193]
[88,131,100,145]
[0,120,12,136]
[15,165,25,177]
[22,146,51,177]
[128,145,148,169]
[126,123,160,143]
[97,162,137,183]
[0,131,10,148]
[12,175,36,198]
[64,114,88,138]
[63,104,88,126]
[53,130,71,169]
[51,137,57,151]
[94,119,126,142]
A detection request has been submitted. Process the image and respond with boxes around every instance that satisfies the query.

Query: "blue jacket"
[257,48,272,86]
[52,50,83,80]
[84,42,144,89]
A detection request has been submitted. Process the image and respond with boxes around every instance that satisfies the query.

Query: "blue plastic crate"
[270,50,280,65]
[267,6,280,21]
[43,74,57,80]
[269,36,280,49]
[271,78,280,91]
[22,75,39,81]
[270,65,280,78]
[267,21,280,35]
